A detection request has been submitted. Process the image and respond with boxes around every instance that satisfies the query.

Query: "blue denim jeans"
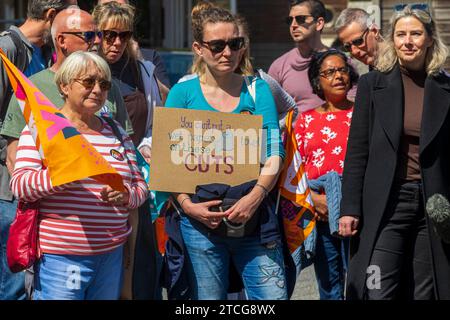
[180,215,288,300]
[33,245,124,300]
[314,221,349,300]
[0,198,26,300]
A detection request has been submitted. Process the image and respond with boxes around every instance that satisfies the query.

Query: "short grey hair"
[27,0,68,20]
[334,8,373,33]
[55,51,111,97]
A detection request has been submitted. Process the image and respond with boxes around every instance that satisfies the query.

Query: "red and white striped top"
[10,118,148,255]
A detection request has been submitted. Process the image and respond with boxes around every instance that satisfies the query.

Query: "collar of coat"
[370,63,450,155]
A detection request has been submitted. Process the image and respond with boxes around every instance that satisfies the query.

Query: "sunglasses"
[74,77,112,91]
[201,37,245,54]
[394,3,430,13]
[285,15,314,25]
[61,31,102,44]
[102,30,133,45]
[319,66,349,80]
[342,28,369,52]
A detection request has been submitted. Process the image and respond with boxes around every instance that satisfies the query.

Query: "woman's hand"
[224,188,265,224]
[182,199,228,229]
[139,145,151,164]
[338,216,360,237]
[310,191,328,222]
[100,186,130,206]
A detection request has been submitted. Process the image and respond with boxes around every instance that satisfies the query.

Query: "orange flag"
[0,49,124,191]
[278,110,316,254]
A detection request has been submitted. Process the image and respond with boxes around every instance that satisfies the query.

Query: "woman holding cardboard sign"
[164,1,287,300]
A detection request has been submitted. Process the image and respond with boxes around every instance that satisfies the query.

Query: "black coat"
[341,64,450,300]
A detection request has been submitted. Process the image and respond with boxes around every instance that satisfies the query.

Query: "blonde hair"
[190,1,240,77]
[376,6,448,76]
[55,51,111,98]
[235,14,254,76]
[92,1,137,60]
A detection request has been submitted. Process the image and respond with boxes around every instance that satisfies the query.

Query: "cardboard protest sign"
[150,107,263,194]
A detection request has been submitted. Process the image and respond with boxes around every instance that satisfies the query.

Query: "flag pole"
[275,189,281,215]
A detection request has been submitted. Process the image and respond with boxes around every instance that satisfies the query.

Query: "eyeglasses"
[74,77,112,91]
[342,28,369,52]
[394,3,430,13]
[102,30,133,45]
[60,31,102,44]
[201,37,245,54]
[285,15,314,26]
[319,66,349,79]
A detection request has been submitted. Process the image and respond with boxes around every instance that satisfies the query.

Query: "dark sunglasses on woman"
[74,77,112,91]
[103,30,133,45]
[61,31,102,44]
[201,37,245,54]
[285,15,314,25]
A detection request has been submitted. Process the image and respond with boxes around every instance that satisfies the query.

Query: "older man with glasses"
[335,8,385,68]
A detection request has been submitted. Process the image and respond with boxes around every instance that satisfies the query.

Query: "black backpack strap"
[101,116,124,145]
[6,29,29,71]
[1,29,29,126]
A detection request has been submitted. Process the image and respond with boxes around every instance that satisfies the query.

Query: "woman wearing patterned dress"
[294,49,358,299]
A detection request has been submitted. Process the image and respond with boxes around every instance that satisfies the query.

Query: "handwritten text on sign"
[149,107,263,194]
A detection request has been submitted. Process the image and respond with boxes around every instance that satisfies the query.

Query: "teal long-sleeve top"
[164,76,285,160]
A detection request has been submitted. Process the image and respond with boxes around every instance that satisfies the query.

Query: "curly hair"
[308,49,359,100]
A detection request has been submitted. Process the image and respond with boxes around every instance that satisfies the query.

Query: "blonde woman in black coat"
[339,4,450,300]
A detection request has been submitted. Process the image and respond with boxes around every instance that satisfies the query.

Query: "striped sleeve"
[10,129,66,202]
[118,123,148,209]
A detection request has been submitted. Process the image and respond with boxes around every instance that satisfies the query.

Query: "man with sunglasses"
[0,0,72,301]
[268,0,329,113]
[335,8,384,68]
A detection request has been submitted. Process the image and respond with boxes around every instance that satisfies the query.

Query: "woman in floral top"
[294,49,358,300]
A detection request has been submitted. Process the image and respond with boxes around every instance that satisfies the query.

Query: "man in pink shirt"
[268,0,328,113]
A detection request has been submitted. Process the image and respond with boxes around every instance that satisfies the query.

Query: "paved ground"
[291,265,320,300]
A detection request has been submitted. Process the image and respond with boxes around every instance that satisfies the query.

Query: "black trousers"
[366,181,434,300]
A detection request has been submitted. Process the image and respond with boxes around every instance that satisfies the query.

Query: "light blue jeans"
[180,215,288,300]
[0,198,26,300]
[33,245,124,300]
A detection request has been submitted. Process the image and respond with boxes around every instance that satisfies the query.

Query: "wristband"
[255,183,269,197]
[179,197,190,208]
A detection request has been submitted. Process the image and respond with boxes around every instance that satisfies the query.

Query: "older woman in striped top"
[10,51,148,300]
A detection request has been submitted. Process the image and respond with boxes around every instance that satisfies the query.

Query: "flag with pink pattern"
[0,49,124,191]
